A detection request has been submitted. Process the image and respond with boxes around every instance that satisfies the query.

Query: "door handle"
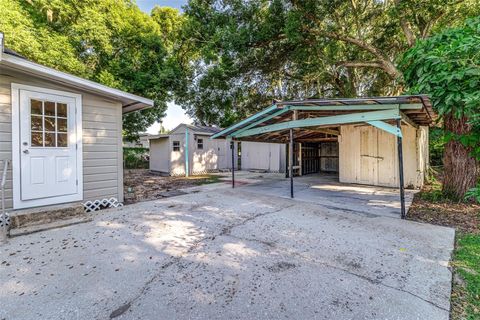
[23,149,29,154]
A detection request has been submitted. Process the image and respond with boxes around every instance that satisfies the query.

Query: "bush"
[430,127,445,166]
[124,147,149,169]
[464,183,480,203]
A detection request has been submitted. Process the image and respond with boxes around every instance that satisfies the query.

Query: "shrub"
[123,147,149,169]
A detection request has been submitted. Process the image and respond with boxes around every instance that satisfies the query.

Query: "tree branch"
[291,1,402,79]
[338,61,384,68]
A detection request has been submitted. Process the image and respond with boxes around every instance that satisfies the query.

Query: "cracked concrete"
[0,173,454,320]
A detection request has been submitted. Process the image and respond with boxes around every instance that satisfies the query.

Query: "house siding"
[0,68,124,209]
[149,138,170,173]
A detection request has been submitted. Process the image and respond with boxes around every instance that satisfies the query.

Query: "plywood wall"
[241,141,285,172]
[339,124,429,189]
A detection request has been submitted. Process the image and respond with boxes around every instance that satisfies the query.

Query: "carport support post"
[289,128,294,198]
[396,119,406,219]
[231,140,235,188]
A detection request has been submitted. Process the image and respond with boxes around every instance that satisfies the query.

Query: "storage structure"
[211,96,436,218]
[149,124,286,175]
[0,36,152,210]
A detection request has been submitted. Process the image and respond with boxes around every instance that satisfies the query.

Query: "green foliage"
[418,180,448,202]
[400,16,480,160]
[464,183,480,203]
[453,233,480,319]
[179,0,480,125]
[429,127,446,166]
[0,0,185,140]
[123,147,149,169]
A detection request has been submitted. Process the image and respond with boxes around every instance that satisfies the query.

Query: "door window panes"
[57,103,67,117]
[31,99,42,115]
[30,99,69,147]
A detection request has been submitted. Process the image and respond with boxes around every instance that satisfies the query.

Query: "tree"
[0,0,183,141]
[180,0,480,125]
[400,17,480,198]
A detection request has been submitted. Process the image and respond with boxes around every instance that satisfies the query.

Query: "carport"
[211,95,435,219]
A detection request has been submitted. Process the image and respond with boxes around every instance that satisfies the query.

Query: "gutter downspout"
[0,32,4,61]
[185,127,189,177]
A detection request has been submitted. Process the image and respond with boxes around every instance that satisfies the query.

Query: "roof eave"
[0,52,154,112]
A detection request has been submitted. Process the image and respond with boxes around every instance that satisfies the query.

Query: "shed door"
[19,89,79,202]
[377,130,397,186]
[359,127,378,185]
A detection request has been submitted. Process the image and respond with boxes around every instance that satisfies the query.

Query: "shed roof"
[211,95,435,143]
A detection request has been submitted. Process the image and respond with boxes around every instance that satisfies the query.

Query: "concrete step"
[9,202,85,229]
[9,215,92,237]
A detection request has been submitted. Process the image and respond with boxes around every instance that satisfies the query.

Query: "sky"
[136,0,188,13]
[137,0,193,134]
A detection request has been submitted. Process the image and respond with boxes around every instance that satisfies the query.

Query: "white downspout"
[0,32,4,61]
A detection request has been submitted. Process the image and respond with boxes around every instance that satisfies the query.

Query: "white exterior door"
[12,84,83,209]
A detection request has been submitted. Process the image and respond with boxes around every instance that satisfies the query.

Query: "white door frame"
[11,83,83,209]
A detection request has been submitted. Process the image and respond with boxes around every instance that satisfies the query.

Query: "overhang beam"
[288,103,422,111]
[236,109,401,138]
[367,120,403,137]
[210,104,279,139]
[400,111,419,129]
[230,107,290,138]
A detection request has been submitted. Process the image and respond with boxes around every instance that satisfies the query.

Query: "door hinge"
[76,179,78,186]
[76,144,78,150]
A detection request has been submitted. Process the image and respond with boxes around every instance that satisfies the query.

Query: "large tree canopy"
[400,16,480,198]
[179,0,480,126]
[0,0,183,141]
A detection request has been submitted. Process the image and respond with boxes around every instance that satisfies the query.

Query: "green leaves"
[0,0,185,140]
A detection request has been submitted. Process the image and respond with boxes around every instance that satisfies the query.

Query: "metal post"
[185,127,189,177]
[231,140,235,188]
[289,129,294,198]
[396,119,406,219]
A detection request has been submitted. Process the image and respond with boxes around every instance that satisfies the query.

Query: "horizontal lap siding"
[82,98,123,202]
[0,75,14,209]
[0,69,123,209]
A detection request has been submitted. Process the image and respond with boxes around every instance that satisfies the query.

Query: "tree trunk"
[443,114,480,199]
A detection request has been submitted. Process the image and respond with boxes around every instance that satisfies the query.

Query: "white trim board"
[11,83,83,209]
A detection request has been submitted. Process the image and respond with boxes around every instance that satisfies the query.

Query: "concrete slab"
[233,174,417,218]
[0,177,454,320]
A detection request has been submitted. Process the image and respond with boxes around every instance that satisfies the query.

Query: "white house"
[149,124,286,176]
[123,133,152,148]
[0,33,153,211]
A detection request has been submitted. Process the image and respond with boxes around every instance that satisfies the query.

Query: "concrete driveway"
[0,174,454,320]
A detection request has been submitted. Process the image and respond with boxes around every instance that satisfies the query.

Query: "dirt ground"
[407,187,480,234]
[123,169,223,204]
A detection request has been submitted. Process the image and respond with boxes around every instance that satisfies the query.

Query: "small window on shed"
[173,141,180,151]
[197,138,203,150]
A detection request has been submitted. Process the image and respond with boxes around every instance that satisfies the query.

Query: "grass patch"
[451,233,480,320]
[408,177,480,319]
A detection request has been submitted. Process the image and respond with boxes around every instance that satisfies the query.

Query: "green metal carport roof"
[211,95,434,141]
[210,95,435,220]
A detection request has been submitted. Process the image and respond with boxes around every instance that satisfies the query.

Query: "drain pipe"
[0,160,10,244]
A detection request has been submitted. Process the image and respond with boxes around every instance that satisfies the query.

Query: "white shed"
[149,124,286,175]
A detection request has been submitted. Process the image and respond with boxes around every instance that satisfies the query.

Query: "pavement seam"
[235,235,450,313]
[105,202,295,319]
